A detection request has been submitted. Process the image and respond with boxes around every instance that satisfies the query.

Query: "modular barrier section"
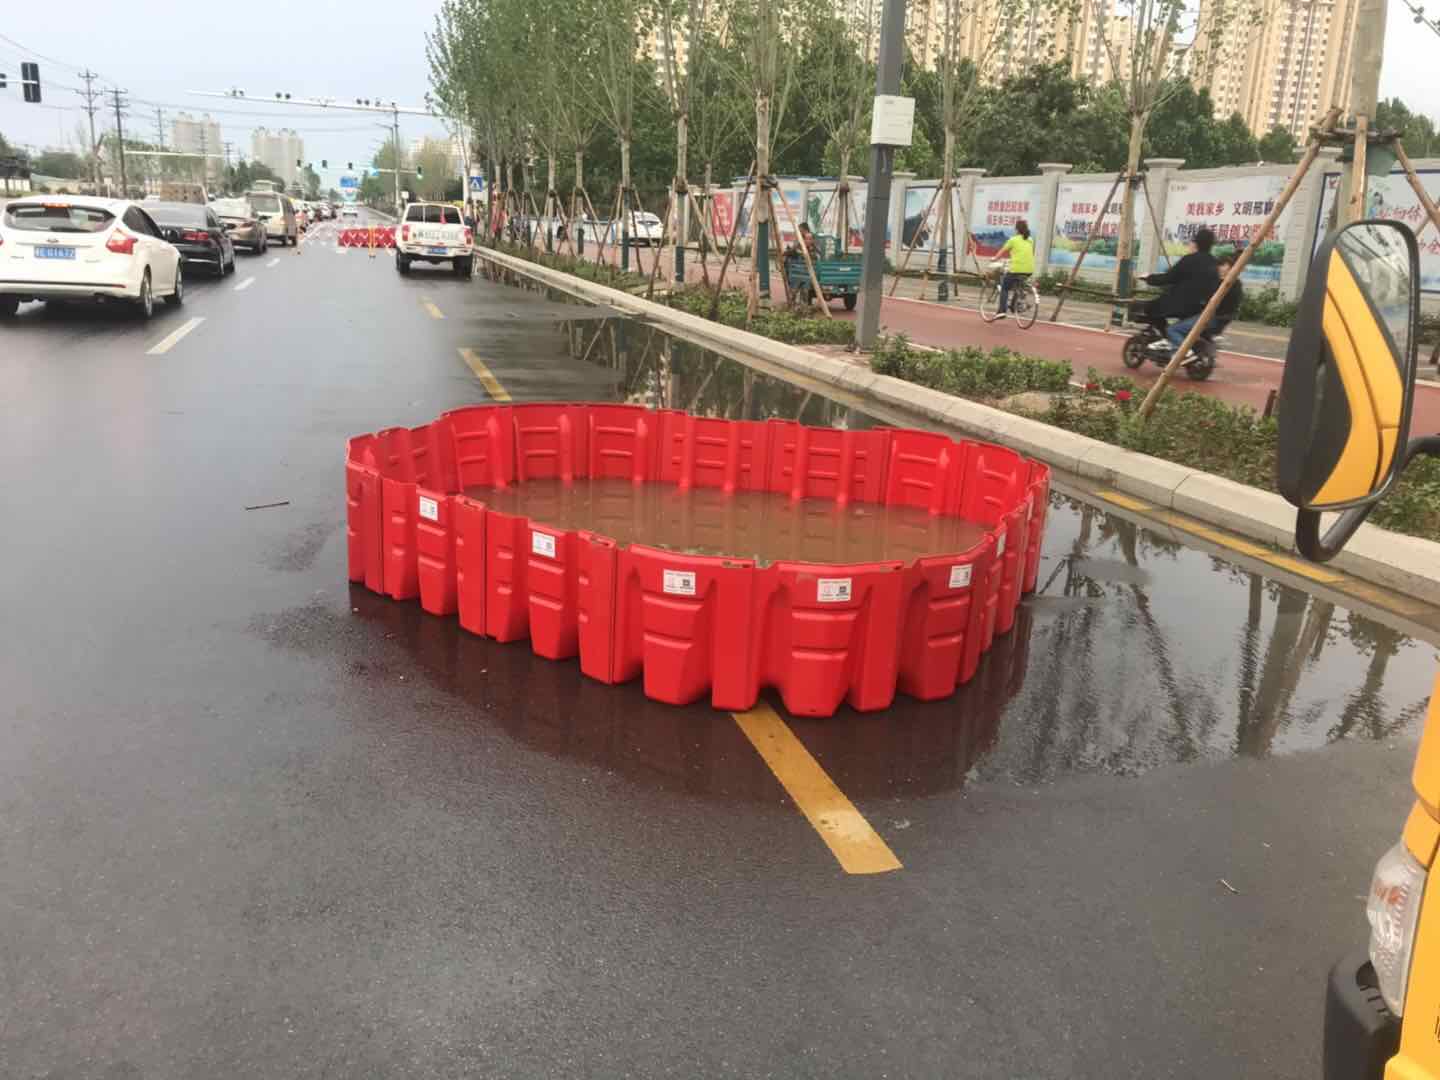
[346,404,1050,717]
[337,226,396,249]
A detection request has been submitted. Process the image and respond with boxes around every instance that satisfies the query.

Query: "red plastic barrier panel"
[345,435,382,590]
[896,539,996,701]
[513,403,590,484]
[454,496,487,637]
[575,531,620,683]
[483,510,531,643]
[613,546,758,709]
[767,422,889,505]
[381,477,420,601]
[1023,462,1050,594]
[883,430,964,514]
[659,412,770,493]
[587,404,659,482]
[758,563,909,715]
[993,500,1031,636]
[416,488,458,616]
[959,439,1027,527]
[445,405,515,490]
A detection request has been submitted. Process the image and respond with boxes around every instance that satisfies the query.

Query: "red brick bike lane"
[843,295,1440,435]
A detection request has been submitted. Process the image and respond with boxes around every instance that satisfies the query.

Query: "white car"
[0,196,184,319]
[341,204,359,220]
[626,211,664,246]
[395,202,473,276]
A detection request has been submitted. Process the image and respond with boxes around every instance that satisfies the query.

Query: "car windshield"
[147,204,207,226]
[4,203,114,233]
[211,199,251,219]
[249,194,281,214]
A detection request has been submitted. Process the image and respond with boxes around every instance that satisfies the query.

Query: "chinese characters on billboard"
[966,183,1043,259]
[1162,176,1292,286]
[1049,181,1145,271]
[1313,171,1440,293]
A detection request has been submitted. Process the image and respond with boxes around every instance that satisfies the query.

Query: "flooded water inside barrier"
[470,479,989,566]
[388,280,1440,787]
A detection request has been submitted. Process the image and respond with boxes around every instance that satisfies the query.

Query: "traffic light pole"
[392,106,402,217]
[855,0,907,349]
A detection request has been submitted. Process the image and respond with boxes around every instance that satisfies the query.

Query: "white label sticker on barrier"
[663,569,697,596]
[817,578,853,603]
[948,564,973,590]
[996,531,1007,557]
[418,495,439,522]
[531,530,557,558]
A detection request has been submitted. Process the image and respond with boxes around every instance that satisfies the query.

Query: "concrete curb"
[477,247,1440,606]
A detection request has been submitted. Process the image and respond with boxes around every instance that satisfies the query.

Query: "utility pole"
[391,105,402,216]
[154,106,166,148]
[76,70,102,193]
[198,125,208,187]
[1338,0,1388,223]
[109,88,129,197]
[855,0,907,348]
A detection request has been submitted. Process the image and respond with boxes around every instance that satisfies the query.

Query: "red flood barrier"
[346,405,1051,717]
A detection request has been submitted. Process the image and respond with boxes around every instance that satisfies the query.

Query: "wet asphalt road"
[1,209,1437,1078]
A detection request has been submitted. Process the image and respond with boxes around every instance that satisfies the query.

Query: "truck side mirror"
[1277,219,1421,560]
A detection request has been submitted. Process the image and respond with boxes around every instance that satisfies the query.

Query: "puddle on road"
[320,286,1440,794]
[471,479,988,566]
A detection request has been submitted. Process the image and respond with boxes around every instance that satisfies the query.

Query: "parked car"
[247,189,297,246]
[626,211,664,246]
[210,197,267,254]
[394,201,473,276]
[145,200,236,277]
[0,196,184,319]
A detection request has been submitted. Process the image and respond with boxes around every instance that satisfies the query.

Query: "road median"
[476,245,1440,606]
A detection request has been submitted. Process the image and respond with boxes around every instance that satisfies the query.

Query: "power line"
[0,32,111,83]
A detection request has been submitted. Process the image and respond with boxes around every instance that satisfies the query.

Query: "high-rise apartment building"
[250,128,304,189]
[172,112,222,184]
[1194,0,1359,139]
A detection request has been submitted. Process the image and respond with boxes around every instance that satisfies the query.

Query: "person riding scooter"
[1148,249,1244,355]
[1139,227,1219,349]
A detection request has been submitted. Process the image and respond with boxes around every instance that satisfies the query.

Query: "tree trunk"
[675,110,689,282]
[754,90,772,302]
[574,149,585,194]
[620,136,633,271]
[546,153,558,252]
[1114,110,1147,300]
[838,147,852,253]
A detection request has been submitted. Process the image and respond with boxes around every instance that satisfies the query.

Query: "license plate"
[427,246,447,255]
[36,246,76,260]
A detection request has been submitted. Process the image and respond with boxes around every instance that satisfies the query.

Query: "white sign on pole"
[869,95,916,147]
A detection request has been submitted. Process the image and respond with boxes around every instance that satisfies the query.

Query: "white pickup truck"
[395,202,474,276]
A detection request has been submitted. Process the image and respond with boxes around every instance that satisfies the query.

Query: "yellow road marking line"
[733,703,902,875]
[1150,512,1344,584]
[458,347,513,401]
[1092,489,1153,513]
[422,299,445,319]
[1094,488,1343,585]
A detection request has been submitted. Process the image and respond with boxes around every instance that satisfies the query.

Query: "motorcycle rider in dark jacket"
[1140,227,1220,327]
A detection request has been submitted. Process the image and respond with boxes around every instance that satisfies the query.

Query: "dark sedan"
[146,201,236,277]
[211,197,268,254]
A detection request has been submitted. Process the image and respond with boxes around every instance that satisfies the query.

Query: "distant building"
[250,127,304,188]
[1193,0,1360,141]
[408,135,465,179]
[172,112,222,185]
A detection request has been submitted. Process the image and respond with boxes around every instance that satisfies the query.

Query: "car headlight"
[1368,840,1428,1015]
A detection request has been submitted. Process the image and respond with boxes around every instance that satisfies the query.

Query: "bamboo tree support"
[1138,111,1337,420]
[1396,143,1440,241]
[645,190,677,299]
[769,182,830,317]
[920,186,955,300]
[886,185,943,297]
[708,169,755,321]
[580,188,608,266]
[593,188,623,273]
[1048,172,1126,322]
[1347,114,1369,224]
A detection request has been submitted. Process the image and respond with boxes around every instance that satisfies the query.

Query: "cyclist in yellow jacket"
[994,219,1034,320]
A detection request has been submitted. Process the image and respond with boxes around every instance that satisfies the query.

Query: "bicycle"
[978,265,1039,329]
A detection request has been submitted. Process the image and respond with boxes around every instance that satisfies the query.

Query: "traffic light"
[0,72,7,89]
[415,164,423,180]
[21,62,40,104]
[296,158,302,168]
[321,159,327,169]
[347,161,354,170]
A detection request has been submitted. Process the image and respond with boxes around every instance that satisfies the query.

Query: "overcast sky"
[2,0,1438,181]
[0,0,455,189]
